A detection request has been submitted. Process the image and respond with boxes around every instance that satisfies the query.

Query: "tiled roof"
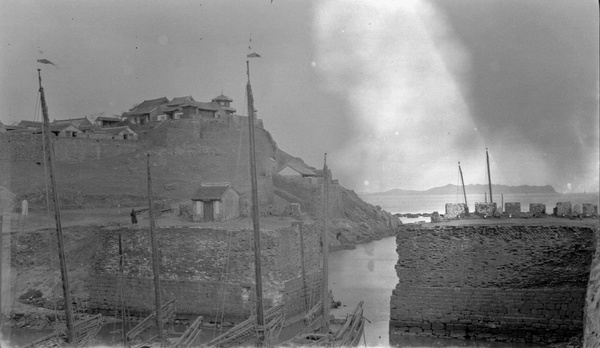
[96,116,120,122]
[49,123,79,132]
[192,184,234,200]
[124,97,169,116]
[185,101,218,111]
[168,96,195,106]
[18,120,43,128]
[212,94,233,102]
[280,161,316,176]
[53,117,92,127]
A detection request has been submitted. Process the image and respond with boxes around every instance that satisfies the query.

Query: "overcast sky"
[1,0,598,193]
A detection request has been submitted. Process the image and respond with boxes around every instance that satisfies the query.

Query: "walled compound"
[390,224,595,344]
[89,223,323,323]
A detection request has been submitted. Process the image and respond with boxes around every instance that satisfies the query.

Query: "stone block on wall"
[445,203,468,219]
[530,203,546,215]
[474,202,496,216]
[582,204,598,217]
[504,202,521,216]
[555,202,572,216]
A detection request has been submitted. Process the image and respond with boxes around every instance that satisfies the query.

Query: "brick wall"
[89,224,323,321]
[390,225,595,343]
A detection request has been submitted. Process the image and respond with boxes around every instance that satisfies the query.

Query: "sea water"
[360,192,600,215]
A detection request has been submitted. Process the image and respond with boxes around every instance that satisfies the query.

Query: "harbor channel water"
[329,232,546,348]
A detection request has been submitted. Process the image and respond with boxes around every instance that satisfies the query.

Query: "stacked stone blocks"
[445,203,468,219]
[390,225,594,343]
[504,202,521,216]
[474,203,496,216]
[90,224,322,321]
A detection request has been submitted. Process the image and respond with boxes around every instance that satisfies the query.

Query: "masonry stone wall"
[89,224,322,322]
[556,202,572,216]
[529,203,546,215]
[390,225,595,344]
[504,202,521,216]
[584,226,600,347]
[445,203,468,219]
[582,203,598,217]
[474,203,497,216]
[0,132,141,163]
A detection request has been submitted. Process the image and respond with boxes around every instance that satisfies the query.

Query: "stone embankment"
[390,223,596,344]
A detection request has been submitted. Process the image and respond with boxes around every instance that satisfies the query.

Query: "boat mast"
[486,148,493,203]
[321,154,330,333]
[246,59,266,346]
[37,69,75,344]
[458,162,468,207]
[147,154,164,341]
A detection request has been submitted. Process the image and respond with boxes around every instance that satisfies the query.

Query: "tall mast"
[321,154,330,333]
[37,69,75,344]
[486,148,493,203]
[246,59,266,346]
[458,162,468,207]
[147,154,164,341]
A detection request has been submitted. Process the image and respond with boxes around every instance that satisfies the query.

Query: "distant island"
[362,184,557,196]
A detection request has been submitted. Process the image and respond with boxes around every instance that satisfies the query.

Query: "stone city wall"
[89,224,322,321]
[556,202,572,216]
[584,226,600,347]
[504,202,521,216]
[390,224,595,344]
[474,203,497,216]
[445,203,468,219]
[0,131,141,163]
[529,203,546,215]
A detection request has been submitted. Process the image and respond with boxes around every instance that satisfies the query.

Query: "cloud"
[314,0,483,191]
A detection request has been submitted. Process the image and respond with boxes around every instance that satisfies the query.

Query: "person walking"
[130,209,138,225]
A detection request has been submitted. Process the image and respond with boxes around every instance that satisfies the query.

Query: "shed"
[191,183,240,222]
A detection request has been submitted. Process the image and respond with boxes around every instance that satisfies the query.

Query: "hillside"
[365,184,557,196]
[1,119,399,245]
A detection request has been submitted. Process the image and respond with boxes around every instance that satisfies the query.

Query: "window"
[174,112,182,119]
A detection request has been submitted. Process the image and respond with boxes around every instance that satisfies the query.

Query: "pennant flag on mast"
[37,59,58,67]
[247,52,261,58]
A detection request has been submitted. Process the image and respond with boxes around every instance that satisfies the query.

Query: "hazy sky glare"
[1,0,598,193]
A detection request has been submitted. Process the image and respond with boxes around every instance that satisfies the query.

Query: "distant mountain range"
[362,184,557,196]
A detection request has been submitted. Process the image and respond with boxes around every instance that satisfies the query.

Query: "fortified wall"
[89,223,323,322]
[0,131,142,163]
[390,224,595,344]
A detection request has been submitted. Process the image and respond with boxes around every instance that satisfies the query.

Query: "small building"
[49,123,81,138]
[277,161,316,178]
[18,120,43,130]
[95,116,122,127]
[122,97,169,125]
[101,126,138,140]
[53,117,93,128]
[191,183,240,222]
[211,94,237,116]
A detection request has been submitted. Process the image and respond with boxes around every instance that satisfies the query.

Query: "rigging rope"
[212,229,234,340]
